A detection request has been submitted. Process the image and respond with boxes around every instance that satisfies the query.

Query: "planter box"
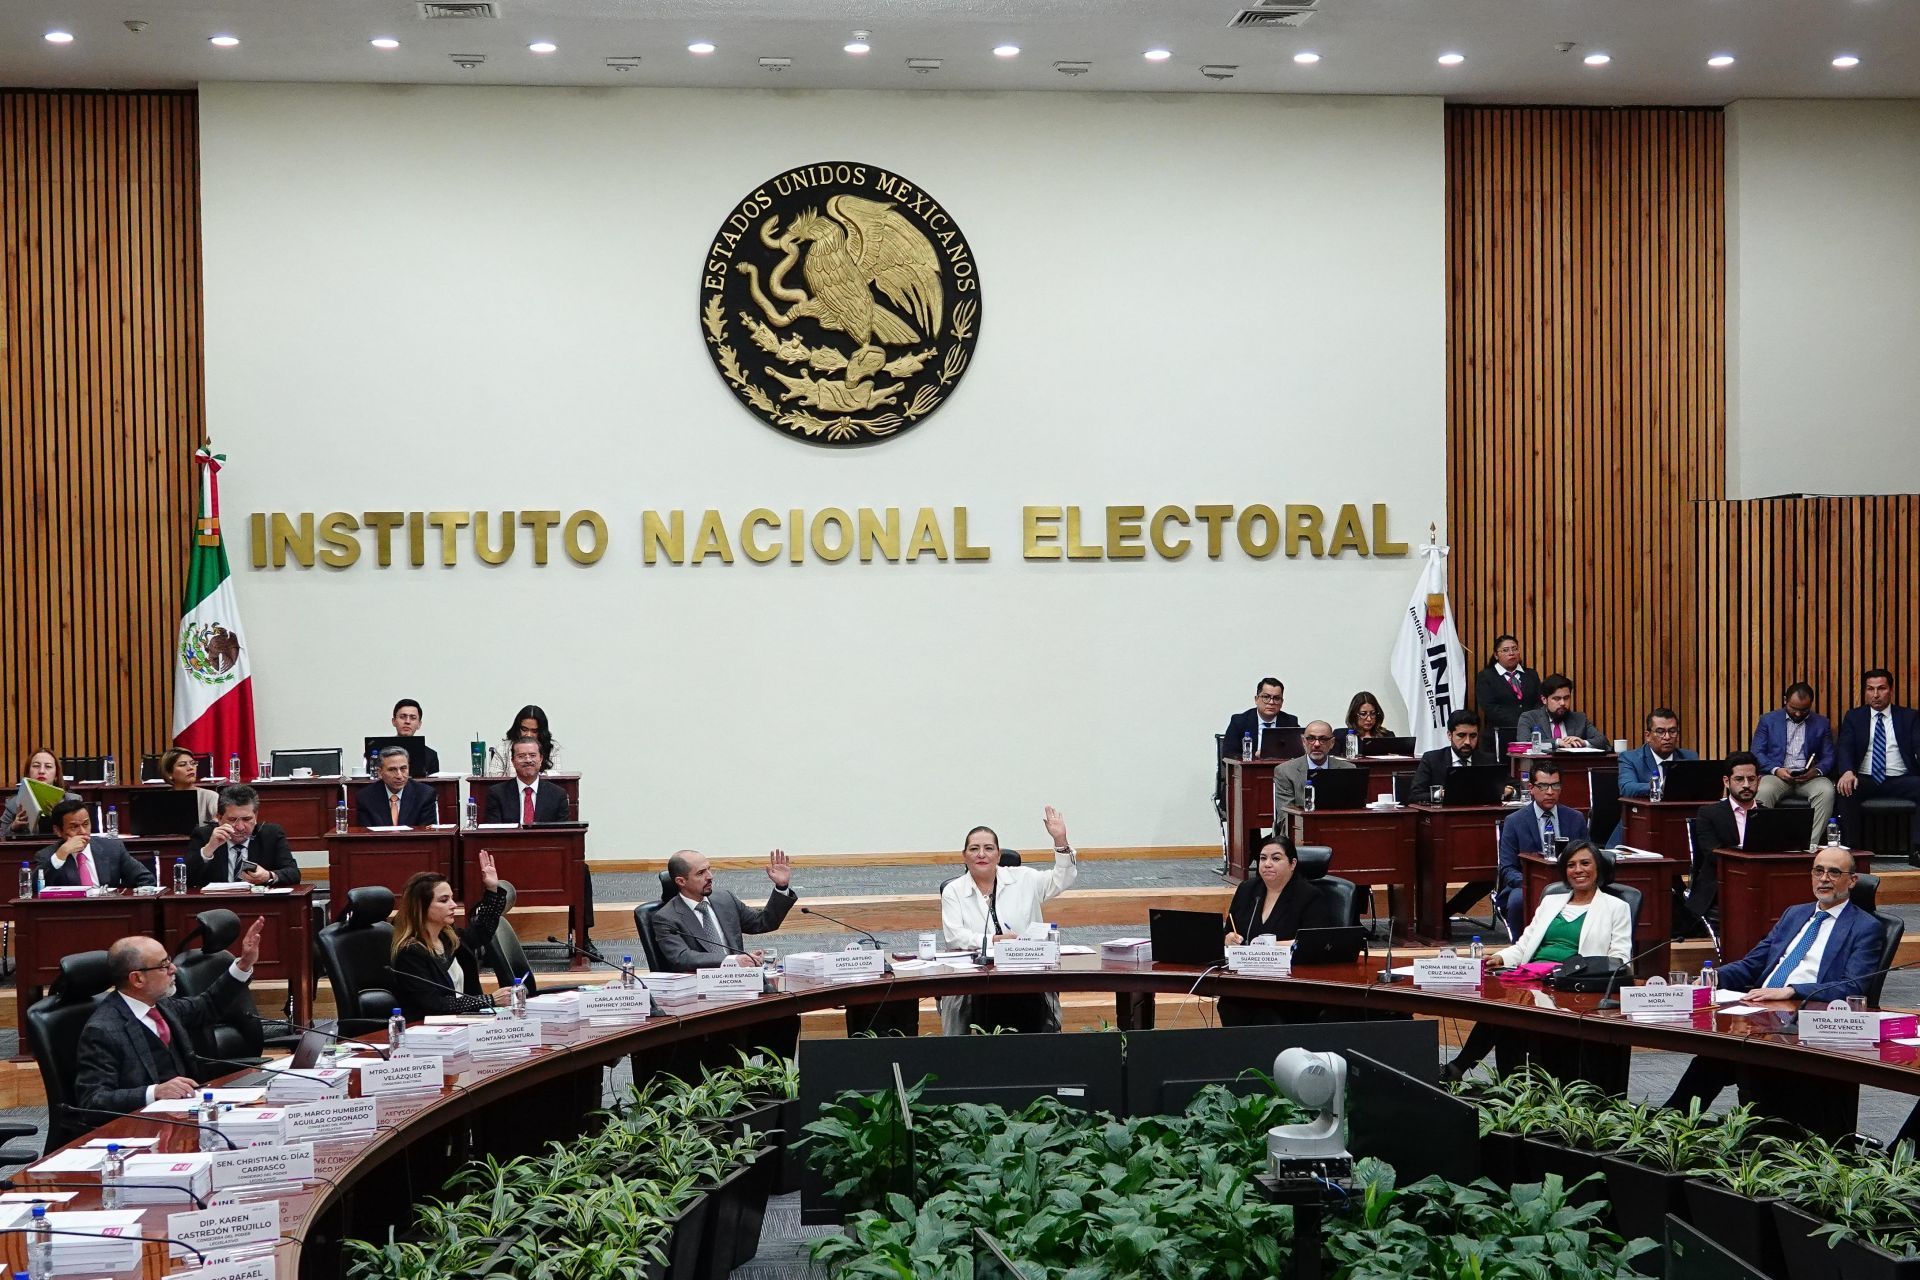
[1479,1130,1525,1188]
[1773,1201,1846,1280]
[1520,1137,1607,1208]
[1832,1234,1920,1280]
[777,1096,806,1195]
[1684,1180,1784,1278]
[1596,1155,1688,1275]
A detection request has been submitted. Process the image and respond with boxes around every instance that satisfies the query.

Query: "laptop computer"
[1290,925,1369,964]
[271,747,343,777]
[288,1029,329,1070]
[128,790,201,837]
[1658,758,1726,804]
[1360,736,1416,757]
[1441,764,1511,806]
[1149,908,1226,968]
[1251,725,1305,761]
[1302,768,1369,811]
[1742,806,1816,852]
[363,736,434,777]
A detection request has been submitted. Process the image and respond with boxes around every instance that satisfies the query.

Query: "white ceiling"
[2,0,1916,103]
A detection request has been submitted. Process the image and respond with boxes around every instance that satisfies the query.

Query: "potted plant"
[1684,1142,1790,1277]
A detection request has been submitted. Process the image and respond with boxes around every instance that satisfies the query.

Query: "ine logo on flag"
[1390,543,1465,755]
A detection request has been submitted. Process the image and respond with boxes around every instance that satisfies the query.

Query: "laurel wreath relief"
[703,294,976,443]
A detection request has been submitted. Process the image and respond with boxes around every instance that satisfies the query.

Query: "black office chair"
[140,752,213,781]
[632,872,677,971]
[1867,909,1906,1008]
[1587,771,1620,867]
[485,881,588,995]
[62,754,108,783]
[316,886,398,1036]
[171,908,264,1063]
[25,950,114,1154]
[1293,845,1362,927]
[1851,872,1881,917]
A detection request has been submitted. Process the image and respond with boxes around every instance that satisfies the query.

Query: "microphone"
[199,1058,352,1090]
[797,906,886,951]
[57,1103,238,1150]
[0,1174,208,1210]
[0,1225,207,1266]
[1587,939,1676,1010]
[277,1020,389,1059]
[546,936,638,982]
[1375,917,1402,984]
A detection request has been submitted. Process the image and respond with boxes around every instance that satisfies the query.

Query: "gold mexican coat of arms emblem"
[700,162,981,446]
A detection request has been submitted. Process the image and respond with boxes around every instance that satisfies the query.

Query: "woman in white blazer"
[938,807,1078,1035]
[1444,841,1632,1081]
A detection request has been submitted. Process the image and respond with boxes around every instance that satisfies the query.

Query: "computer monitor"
[1302,768,1369,811]
[128,790,201,837]
[1742,806,1816,852]
[1658,758,1726,804]
[1149,908,1227,968]
[1252,725,1305,761]
[271,748,344,778]
[362,736,433,777]
[1360,736,1416,757]
[1441,764,1511,806]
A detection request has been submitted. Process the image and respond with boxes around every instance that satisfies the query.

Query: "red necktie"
[147,1009,171,1047]
[522,786,535,824]
[1505,671,1522,697]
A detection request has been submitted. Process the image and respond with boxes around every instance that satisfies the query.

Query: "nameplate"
[1412,957,1482,988]
[356,1056,444,1095]
[819,949,887,981]
[282,1097,378,1142]
[468,1018,543,1055]
[1225,946,1293,978]
[577,987,653,1020]
[993,940,1061,969]
[1799,1010,1918,1044]
[170,1256,276,1280]
[208,1144,315,1192]
[1620,985,1709,1017]
[167,1199,280,1261]
[696,967,765,1000]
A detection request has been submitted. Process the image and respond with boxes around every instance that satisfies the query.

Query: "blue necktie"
[1764,910,1830,989]
[1541,811,1556,848]
[1871,712,1888,785]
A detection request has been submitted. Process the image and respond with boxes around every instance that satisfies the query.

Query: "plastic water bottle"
[198,1091,221,1151]
[101,1141,125,1208]
[464,796,478,830]
[18,863,32,901]
[1519,769,1531,800]
[1303,779,1316,812]
[487,747,504,778]
[620,957,636,989]
[171,859,187,895]
[1345,732,1360,759]
[334,800,349,834]
[1699,961,1717,992]
[1240,735,1253,762]
[1470,936,1484,961]
[103,753,118,784]
[228,752,242,782]
[510,980,528,1018]
[367,749,380,777]
[387,1007,407,1054]
[27,1205,51,1276]
[104,805,120,835]
[1650,767,1665,802]
[1827,818,1843,848]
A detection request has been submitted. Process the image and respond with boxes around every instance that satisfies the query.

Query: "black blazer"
[355,780,439,828]
[37,835,155,889]
[652,887,798,972]
[1474,664,1541,734]
[1221,709,1301,758]
[389,885,508,1019]
[1408,745,1495,799]
[1690,799,1747,857]
[74,969,253,1113]
[1227,874,1336,942]
[185,821,301,888]
[1835,705,1920,778]
[485,779,568,825]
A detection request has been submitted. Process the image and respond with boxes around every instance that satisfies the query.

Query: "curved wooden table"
[17,957,1920,1277]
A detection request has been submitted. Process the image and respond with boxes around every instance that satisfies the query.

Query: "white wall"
[198,83,1446,859]
[1728,99,1920,499]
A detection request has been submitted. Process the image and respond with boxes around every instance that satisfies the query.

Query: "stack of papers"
[266,1068,352,1101]
[114,1153,214,1204]
[523,991,584,1037]
[0,1206,147,1272]
[143,1088,265,1114]
[398,1024,470,1057]
[639,973,699,1011]
[1102,938,1153,962]
[216,1108,290,1147]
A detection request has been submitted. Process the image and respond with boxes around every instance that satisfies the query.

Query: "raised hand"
[766,848,792,890]
[238,916,266,970]
[1042,806,1070,850]
[478,849,500,891]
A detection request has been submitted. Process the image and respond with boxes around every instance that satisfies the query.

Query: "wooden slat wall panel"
[1447,105,1726,746]
[1689,497,1920,757]
[1,91,202,772]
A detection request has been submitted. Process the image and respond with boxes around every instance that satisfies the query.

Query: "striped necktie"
[1871,712,1889,784]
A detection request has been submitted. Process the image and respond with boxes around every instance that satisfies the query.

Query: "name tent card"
[820,949,887,981]
[283,1096,378,1142]
[469,1018,544,1055]
[170,1257,276,1280]
[1225,946,1293,978]
[696,966,765,1000]
[1412,956,1482,988]
[1799,1009,1919,1045]
[356,1055,444,1095]
[167,1199,280,1262]
[577,987,653,1020]
[208,1143,316,1192]
[992,940,1061,969]
[1619,984,1710,1017]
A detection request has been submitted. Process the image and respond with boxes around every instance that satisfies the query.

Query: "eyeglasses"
[1811,867,1852,881]
[1256,694,1284,703]
[1531,780,1563,790]
[131,959,177,974]
[1303,734,1332,743]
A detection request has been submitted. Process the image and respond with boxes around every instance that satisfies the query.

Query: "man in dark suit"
[1751,681,1837,849]
[188,783,300,889]
[1495,763,1589,934]
[1515,675,1609,749]
[1409,709,1497,799]
[1221,678,1301,763]
[652,848,797,972]
[1683,751,1762,924]
[75,916,264,1111]
[355,747,439,827]
[37,800,155,889]
[1473,634,1540,742]
[1665,847,1882,1113]
[390,697,441,774]
[1835,668,1920,851]
[485,739,569,825]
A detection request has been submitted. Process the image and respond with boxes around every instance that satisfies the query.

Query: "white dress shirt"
[939,847,1078,951]
[1767,902,1849,989]
[1874,709,1909,778]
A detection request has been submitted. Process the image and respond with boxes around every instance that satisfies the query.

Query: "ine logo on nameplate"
[699,162,983,448]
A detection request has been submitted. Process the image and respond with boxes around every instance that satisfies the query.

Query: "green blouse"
[1534,908,1587,963]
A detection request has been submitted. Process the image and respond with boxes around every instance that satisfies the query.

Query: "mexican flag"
[171,447,259,779]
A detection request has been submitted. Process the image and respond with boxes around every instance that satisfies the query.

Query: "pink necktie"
[1505,671,1522,697]
[147,1009,170,1047]
[77,850,96,887]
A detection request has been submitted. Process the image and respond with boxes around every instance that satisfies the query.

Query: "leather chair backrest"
[1541,880,1644,941]
[317,890,398,1031]
[1587,771,1620,867]
[1316,875,1361,927]
[1870,910,1906,1007]
[173,909,242,960]
[343,886,396,928]
[1851,873,1880,917]
[1294,845,1334,881]
[482,881,541,994]
[998,849,1022,867]
[28,951,114,1153]
[634,901,665,972]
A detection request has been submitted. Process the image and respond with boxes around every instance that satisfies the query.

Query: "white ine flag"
[1390,544,1465,755]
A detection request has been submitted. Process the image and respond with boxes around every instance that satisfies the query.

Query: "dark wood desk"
[1508,750,1616,809]
[463,773,582,819]
[1620,798,1698,862]
[1221,757,1284,880]
[1719,846,1873,959]
[1412,804,1508,941]
[460,824,589,942]
[325,827,458,916]
[1520,850,1680,975]
[251,777,356,842]
[1286,804,1416,937]
[10,886,318,1031]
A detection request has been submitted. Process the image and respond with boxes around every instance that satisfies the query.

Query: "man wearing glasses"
[1222,678,1301,762]
[1494,763,1590,935]
[75,916,265,1111]
[1271,721,1356,814]
[1664,848,1882,1112]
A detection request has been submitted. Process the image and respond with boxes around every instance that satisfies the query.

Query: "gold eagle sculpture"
[736,195,944,348]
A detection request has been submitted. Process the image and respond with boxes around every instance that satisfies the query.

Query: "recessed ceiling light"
[1584,52,1611,66]
[688,41,715,55]
[994,44,1020,58]
[209,35,239,48]
[44,30,74,45]
[1832,54,1860,68]
[1437,52,1465,67]
[1294,51,1321,65]
[1144,48,1172,62]
[528,41,557,54]
[844,41,870,55]
[371,37,400,50]
[1707,54,1734,68]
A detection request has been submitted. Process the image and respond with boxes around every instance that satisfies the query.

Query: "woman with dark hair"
[1443,840,1632,1080]
[389,850,510,1020]
[503,705,556,770]
[937,807,1078,1035]
[4,750,82,840]
[1335,692,1393,754]
[1218,834,1338,1026]
[159,748,219,825]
